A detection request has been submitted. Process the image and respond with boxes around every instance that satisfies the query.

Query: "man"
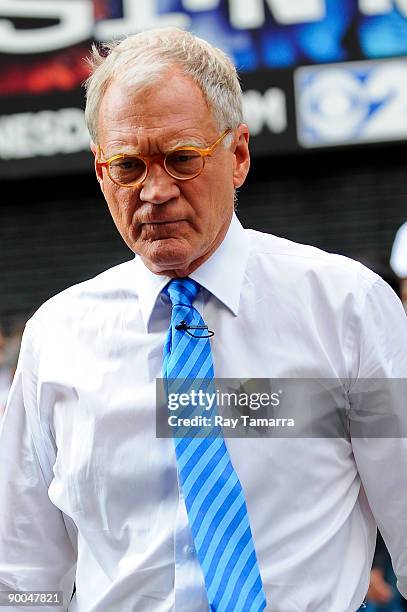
[0,27,406,612]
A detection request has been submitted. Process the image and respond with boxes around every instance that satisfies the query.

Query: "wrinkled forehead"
[103,66,212,112]
[97,70,219,154]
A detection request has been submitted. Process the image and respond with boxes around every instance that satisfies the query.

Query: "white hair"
[84,27,243,145]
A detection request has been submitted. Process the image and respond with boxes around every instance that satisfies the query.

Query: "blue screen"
[96,0,407,70]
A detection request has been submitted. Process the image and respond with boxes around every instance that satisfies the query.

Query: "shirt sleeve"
[0,318,77,611]
[349,275,407,599]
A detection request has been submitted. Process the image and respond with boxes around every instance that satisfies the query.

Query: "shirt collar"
[133,212,250,331]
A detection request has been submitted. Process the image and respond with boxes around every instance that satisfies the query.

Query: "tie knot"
[165,278,200,307]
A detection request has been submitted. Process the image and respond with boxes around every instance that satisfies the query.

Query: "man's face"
[92,67,250,277]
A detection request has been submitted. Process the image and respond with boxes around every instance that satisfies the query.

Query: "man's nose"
[139,162,180,204]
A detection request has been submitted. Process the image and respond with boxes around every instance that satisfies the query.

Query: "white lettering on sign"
[297,70,369,143]
[95,0,190,41]
[0,108,89,159]
[295,59,407,146]
[363,61,407,138]
[229,0,325,29]
[242,88,287,135]
[358,0,393,15]
[0,0,93,54]
[395,0,407,17]
[0,0,405,55]
[182,0,220,10]
[359,0,407,16]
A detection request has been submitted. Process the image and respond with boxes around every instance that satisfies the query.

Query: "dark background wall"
[1,142,406,328]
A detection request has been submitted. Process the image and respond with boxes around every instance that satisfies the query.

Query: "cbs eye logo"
[295,59,407,147]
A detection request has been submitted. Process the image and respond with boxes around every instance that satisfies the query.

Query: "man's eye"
[166,150,203,177]
[168,152,200,163]
[111,158,144,171]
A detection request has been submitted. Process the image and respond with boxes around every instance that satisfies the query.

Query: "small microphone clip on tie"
[175,320,214,338]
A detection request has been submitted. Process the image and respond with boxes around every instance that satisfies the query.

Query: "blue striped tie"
[163,277,267,612]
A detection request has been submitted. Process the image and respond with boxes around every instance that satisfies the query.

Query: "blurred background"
[0,1,406,607]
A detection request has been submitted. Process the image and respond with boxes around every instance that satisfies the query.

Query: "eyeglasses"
[96,129,231,188]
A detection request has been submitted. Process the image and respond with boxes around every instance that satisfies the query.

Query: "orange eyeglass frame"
[96,128,231,188]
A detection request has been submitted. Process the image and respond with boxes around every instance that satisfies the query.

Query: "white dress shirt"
[1,213,407,612]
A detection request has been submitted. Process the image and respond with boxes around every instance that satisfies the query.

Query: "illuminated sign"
[295,58,407,146]
[0,0,406,60]
[0,108,89,159]
[0,0,407,177]
[0,87,288,160]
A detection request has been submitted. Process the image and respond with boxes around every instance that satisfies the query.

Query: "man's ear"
[90,141,104,186]
[232,124,250,189]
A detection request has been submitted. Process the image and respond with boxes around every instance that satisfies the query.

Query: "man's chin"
[139,238,195,276]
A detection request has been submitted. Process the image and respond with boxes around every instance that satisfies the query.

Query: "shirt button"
[183,544,196,558]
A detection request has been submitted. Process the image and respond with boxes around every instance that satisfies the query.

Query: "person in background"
[0,328,10,417]
[0,325,20,418]
[366,531,407,611]
[390,221,407,312]
[368,532,393,606]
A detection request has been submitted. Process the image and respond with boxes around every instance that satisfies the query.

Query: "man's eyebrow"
[105,138,206,158]
[169,138,206,149]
